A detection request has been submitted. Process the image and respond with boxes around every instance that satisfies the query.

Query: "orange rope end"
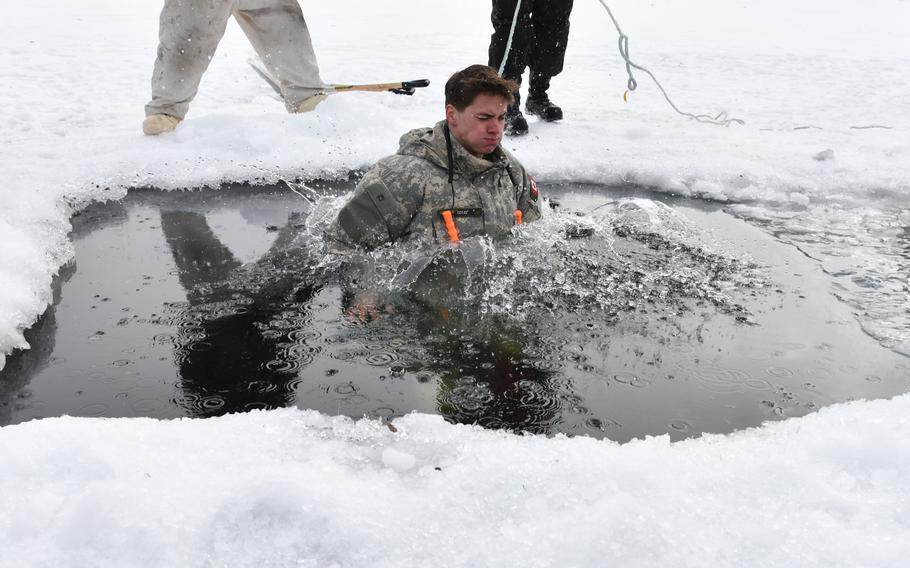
[441,210,460,242]
[514,209,523,225]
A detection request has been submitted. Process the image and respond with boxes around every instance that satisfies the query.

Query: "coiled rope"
[497,0,744,126]
[596,0,744,126]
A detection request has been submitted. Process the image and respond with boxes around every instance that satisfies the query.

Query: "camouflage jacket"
[329,120,541,250]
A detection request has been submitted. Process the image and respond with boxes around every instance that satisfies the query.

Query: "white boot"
[295,94,329,113]
[142,114,181,135]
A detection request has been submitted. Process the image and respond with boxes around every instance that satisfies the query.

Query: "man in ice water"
[143,0,328,135]
[328,64,542,251]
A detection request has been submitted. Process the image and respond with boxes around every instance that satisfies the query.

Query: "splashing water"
[290,195,766,325]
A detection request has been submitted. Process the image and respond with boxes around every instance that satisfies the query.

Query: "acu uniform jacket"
[329,120,541,251]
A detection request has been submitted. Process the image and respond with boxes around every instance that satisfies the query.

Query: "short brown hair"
[444,64,518,110]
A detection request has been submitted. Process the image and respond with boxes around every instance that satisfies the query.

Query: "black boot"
[505,97,529,136]
[527,73,564,122]
[525,92,563,122]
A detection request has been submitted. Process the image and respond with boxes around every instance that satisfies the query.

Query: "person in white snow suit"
[143,0,328,135]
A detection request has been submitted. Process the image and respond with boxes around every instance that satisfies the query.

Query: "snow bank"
[2,396,910,567]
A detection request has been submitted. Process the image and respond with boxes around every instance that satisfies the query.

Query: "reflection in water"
[0,201,132,423]
[0,303,60,424]
[158,204,564,430]
[155,195,576,430]
[159,209,322,417]
[427,316,561,433]
[0,261,77,424]
[412,308,561,434]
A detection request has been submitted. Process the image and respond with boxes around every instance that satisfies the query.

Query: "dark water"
[2,182,908,442]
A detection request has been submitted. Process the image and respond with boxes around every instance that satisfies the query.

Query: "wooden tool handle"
[332,79,430,93]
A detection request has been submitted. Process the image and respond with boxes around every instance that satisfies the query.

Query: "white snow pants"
[145,0,326,118]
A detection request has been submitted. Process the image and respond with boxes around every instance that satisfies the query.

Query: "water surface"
[1,182,907,442]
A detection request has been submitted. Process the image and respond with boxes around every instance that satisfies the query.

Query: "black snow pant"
[488,0,574,98]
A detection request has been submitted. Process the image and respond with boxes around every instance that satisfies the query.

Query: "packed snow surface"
[1,0,909,564]
[3,400,910,567]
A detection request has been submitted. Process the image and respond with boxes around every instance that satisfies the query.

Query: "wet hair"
[444,64,518,110]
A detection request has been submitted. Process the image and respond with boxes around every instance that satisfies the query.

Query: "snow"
[3,399,910,567]
[1,0,909,564]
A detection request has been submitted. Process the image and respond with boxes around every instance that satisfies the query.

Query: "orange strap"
[441,210,460,242]
[514,209,523,225]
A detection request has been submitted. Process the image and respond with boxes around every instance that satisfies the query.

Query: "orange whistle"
[441,210,460,242]
[514,209,523,225]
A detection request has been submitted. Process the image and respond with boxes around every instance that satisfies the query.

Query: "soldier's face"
[446,94,508,157]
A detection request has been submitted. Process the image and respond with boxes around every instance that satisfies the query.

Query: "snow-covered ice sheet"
[2,398,910,567]
[1,1,910,563]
